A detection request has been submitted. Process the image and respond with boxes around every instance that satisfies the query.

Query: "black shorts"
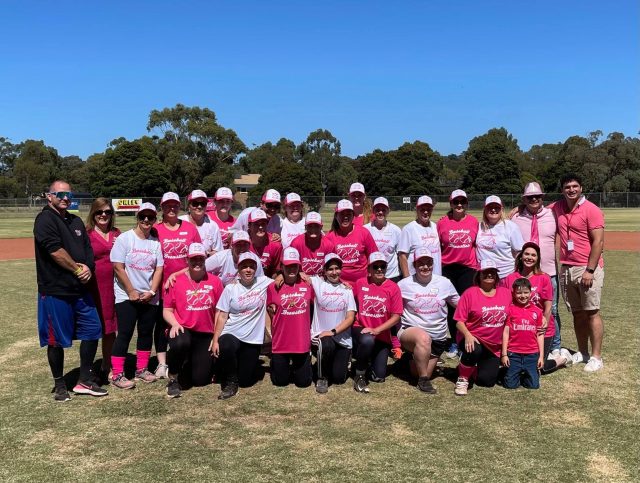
[430,339,449,358]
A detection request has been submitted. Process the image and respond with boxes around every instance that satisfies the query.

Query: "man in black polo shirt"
[34,180,108,401]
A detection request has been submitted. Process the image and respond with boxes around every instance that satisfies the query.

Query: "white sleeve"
[444,278,460,307]
[230,208,253,232]
[110,232,128,263]
[216,285,233,312]
[346,288,357,312]
[211,224,224,251]
[508,221,525,255]
[205,251,225,274]
[398,224,412,254]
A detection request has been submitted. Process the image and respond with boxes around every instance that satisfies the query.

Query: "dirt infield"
[0,232,638,261]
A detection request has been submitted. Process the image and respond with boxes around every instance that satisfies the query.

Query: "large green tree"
[298,129,343,200]
[12,140,62,195]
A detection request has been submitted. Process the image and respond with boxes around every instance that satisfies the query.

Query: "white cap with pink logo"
[349,182,365,194]
[413,247,434,263]
[373,197,389,208]
[450,189,467,201]
[262,189,281,204]
[215,187,234,200]
[284,193,302,205]
[305,211,322,225]
[237,252,258,266]
[484,195,503,207]
[416,195,434,207]
[161,192,181,205]
[231,230,251,245]
[335,199,354,212]
[248,209,268,223]
[187,189,208,202]
[480,259,498,271]
[368,252,387,265]
[188,242,206,258]
[137,202,157,215]
[282,247,301,266]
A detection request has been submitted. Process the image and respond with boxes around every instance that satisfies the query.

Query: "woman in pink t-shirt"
[437,189,479,359]
[163,243,224,397]
[266,247,314,388]
[85,197,121,383]
[289,212,335,276]
[501,242,572,374]
[324,199,378,284]
[453,260,512,396]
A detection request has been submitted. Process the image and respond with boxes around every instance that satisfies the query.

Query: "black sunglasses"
[190,201,207,208]
[371,264,387,271]
[451,198,467,205]
[525,195,543,201]
[95,209,114,216]
[265,203,281,210]
[137,213,157,221]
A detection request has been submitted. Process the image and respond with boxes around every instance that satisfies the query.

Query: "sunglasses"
[525,195,542,201]
[451,198,467,205]
[265,203,281,210]
[481,271,497,279]
[137,213,157,222]
[371,264,387,271]
[95,209,114,216]
[190,201,207,208]
[50,191,73,200]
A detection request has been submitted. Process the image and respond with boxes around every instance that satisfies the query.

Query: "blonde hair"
[86,197,116,232]
[481,206,506,231]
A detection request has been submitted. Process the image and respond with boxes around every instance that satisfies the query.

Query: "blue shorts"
[38,293,102,348]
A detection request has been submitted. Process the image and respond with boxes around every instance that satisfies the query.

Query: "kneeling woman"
[352,252,403,393]
[453,259,512,396]
[266,247,314,388]
[397,248,460,394]
[162,243,224,398]
[212,253,274,399]
[310,254,357,394]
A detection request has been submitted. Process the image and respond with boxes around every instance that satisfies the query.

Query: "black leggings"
[113,301,159,357]
[270,353,312,387]
[352,327,390,379]
[47,340,98,382]
[541,336,559,375]
[460,342,500,387]
[313,336,351,384]
[168,329,214,386]
[154,299,168,353]
[442,264,476,342]
[217,334,262,387]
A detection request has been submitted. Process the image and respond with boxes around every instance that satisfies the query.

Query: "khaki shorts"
[560,265,604,312]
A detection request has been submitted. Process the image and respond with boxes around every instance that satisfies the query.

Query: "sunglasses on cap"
[95,209,113,216]
[137,213,157,221]
[49,191,73,200]
[190,200,207,208]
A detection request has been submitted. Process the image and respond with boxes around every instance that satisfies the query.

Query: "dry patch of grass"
[587,452,630,482]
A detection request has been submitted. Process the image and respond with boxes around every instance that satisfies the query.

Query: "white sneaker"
[584,357,603,373]
[154,363,169,379]
[572,351,589,364]
[559,348,573,367]
[454,377,469,396]
[549,348,561,359]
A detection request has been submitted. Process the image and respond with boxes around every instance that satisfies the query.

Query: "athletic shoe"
[391,347,403,360]
[218,382,239,400]
[454,377,469,396]
[353,374,370,393]
[154,363,169,379]
[73,380,108,397]
[444,343,459,359]
[572,351,589,364]
[135,369,157,383]
[112,373,136,389]
[316,378,329,394]
[584,357,604,373]
[417,377,436,394]
[166,378,182,398]
[560,348,573,367]
[53,385,71,402]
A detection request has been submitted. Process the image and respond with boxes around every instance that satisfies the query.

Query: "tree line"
[1,104,639,201]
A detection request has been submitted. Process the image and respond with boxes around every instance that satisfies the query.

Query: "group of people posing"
[34,174,606,401]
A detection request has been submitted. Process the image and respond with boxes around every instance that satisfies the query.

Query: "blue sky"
[0,1,637,159]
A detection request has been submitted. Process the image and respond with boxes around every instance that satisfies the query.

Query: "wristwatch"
[331,328,337,335]
[585,267,595,274]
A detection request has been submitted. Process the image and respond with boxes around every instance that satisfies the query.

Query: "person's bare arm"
[398,252,410,278]
[581,228,604,287]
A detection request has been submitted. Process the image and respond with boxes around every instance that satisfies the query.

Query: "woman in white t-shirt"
[310,253,357,394]
[212,253,275,400]
[280,193,306,248]
[475,196,524,279]
[109,203,164,389]
[397,248,459,394]
[398,196,442,278]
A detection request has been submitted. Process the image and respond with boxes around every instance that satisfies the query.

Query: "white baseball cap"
[282,247,301,266]
[349,182,365,194]
[187,189,208,202]
[335,199,354,212]
[480,259,498,271]
[450,189,468,201]
[161,192,181,205]
[416,195,434,207]
[231,230,251,245]
[188,242,206,258]
[248,208,268,223]
[305,211,322,225]
[137,202,157,215]
[323,253,342,266]
[523,182,544,197]
[284,193,302,205]
[237,252,258,266]
[215,187,234,200]
[413,247,434,263]
[484,195,503,207]
[373,197,389,208]
[368,252,387,265]
[262,189,281,204]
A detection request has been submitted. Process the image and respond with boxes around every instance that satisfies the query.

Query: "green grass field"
[1,252,638,481]
[1,207,639,239]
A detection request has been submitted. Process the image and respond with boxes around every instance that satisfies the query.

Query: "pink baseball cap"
[413,247,434,263]
[160,192,181,205]
[484,195,503,207]
[349,182,365,194]
[324,253,342,266]
[450,189,467,201]
[262,189,281,204]
[188,242,206,258]
[137,202,157,215]
[248,209,268,223]
[187,189,207,202]
[368,252,387,265]
[523,182,544,197]
[284,193,302,205]
[335,199,354,212]
[416,195,434,207]
[373,197,389,208]
[305,211,322,225]
[282,247,301,266]
[215,187,234,200]
[231,230,251,245]
[237,252,258,266]
[480,259,498,271]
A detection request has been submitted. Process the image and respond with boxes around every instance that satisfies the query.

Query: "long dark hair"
[515,242,543,275]
[86,197,116,232]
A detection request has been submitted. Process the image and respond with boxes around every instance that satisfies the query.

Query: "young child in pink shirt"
[501,278,544,389]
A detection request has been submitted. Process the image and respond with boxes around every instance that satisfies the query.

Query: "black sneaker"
[417,377,437,394]
[218,382,239,400]
[166,378,182,398]
[316,378,329,394]
[353,374,370,393]
[53,385,71,402]
[73,380,108,397]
